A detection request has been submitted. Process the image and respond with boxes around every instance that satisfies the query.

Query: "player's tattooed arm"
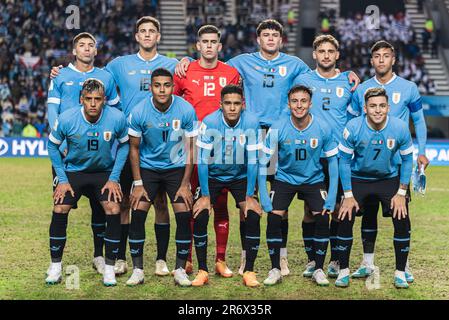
[129,136,150,210]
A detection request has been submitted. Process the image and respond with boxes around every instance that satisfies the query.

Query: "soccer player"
[336,88,414,288]
[177,20,360,275]
[259,85,339,286]
[174,25,241,277]
[349,40,429,281]
[293,35,354,279]
[194,84,263,287]
[125,68,198,287]
[46,79,129,286]
[47,32,120,275]
[50,17,178,277]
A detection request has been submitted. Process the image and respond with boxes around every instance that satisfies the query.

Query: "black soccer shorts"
[272,179,327,213]
[352,176,410,217]
[54,171,112,206]
[197,178,247,206]
[119,158,133,196]
[139,167,185,204]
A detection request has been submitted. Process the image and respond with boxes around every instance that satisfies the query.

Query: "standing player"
[47,32,120,275]
[194,85,263,287]
[349,40,428,281]
[293,35,353,279]
[259,85,339,286]
[46,79,129,286]
[336,88,414,288]
[177,20,360,275]
[50,17,178,277]
[174,25,241,277]
[125,68,198,287]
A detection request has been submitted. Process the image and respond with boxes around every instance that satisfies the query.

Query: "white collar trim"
[373,73,397,86]
[69,63,95,73]
[137,52,159,62]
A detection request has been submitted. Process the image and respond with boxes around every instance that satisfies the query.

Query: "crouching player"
[336,88,414,288]
[193,84,263,287]
[259,85,339,286]
[46,79,129,286]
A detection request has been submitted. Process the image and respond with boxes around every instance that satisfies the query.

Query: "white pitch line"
[427,187,449,192]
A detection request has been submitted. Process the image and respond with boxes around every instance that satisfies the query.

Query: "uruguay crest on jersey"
[310,138,318,148]
[387,138,395,150]
[103,131,112,142]
[392,92,401,104]
[219,77,227,87]
[279,66,287,77]
[173,119,181,131]
[336,87,344,98]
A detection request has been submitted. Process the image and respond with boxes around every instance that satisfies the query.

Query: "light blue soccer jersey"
[48,106,129,183]
[263,115,338,185]
[294,70,353,143]
[197,109,261,182]
[47,63,120,130]
[338,116,414,189]
[227,52,310,127]
[105,53,178,117]
[350,73,426,155]
[128,95,197,170]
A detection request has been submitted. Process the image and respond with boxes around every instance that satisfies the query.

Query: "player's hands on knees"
[102,180,123,203]
[50,65,63,79]
[244,196,262,218]
[193,196,211,218]
[175,58,190,78]
[391,194,407,220]
[130,185,150,210]
[338,197,359,221]
[53,183,74,204]
[348,71,361,91]
[174,184,193,210]
[417,154,430,170]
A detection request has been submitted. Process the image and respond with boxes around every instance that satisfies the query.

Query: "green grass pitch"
[1,158,448,300]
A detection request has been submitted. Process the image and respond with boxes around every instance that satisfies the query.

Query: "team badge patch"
[219,77,227,87]
[279,66,287,77]
[392,92,401,104]
[173,119,181,131]
[103,131,112,142]
[343,128,350,140]
[199,122,207,135]
[310,138,319,149]
[239,134,246,146]
[320,189,328,200]
[387,138,395,149]
[336,87,344,98]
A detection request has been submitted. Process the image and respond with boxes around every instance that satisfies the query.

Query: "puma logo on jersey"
[192,79,200,86]
[218,222,229,228]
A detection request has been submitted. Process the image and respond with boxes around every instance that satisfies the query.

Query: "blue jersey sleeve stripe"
[324,147,338,158]
[400,145,414,156]
[196,140,213,150]
[128,128,141,137]
[49,133,62,145]
[47,97,61,105]
[408,99,422,113]
[346,104,359,116]
[338,143,353,154]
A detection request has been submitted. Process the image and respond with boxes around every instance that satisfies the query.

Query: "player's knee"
[120,210,130,224]
[103,202,121,215]
[53,205,70,214]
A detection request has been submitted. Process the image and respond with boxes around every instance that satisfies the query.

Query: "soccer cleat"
[327,261,340,278]
[114,259,128,276]
[126,268,145,286]
[92,256,105,275]
[312,269,330,286]
[173,267,192,287]
[335,268,350,288]
[191,270,209,287]
[155,259,170,276]
[263,268,282,286]
[238,254,246,276]
[215,260,233,278]
[302,261,316,278]
[103,265,117,287]
[185,260,193,275]
[351,262,375,278]
[394,271,409,289]
[280,256,290,276]
[405,266,414,283]
[243,271,260,287]
[45,262,62,285]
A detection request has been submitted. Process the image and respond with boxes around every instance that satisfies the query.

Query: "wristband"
[344,191,354,198]
[133,180,143,187]
[397,188,407,196]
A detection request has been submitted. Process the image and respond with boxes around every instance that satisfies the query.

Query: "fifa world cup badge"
[387,138,395,150]
[173,119,181,131]
[103,131,112,142]
[310,138,318,149]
